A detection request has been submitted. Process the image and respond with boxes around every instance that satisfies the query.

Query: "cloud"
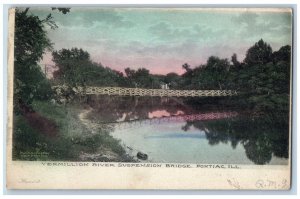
[231,12,259,26]
[51,9,135,29]
[231,12,292,44]
[148,21,193,42]
[148,21,228,45]
[38,8,292,75]
[192,24,225,40]
[89,38,251,75]
[148,22,177,41]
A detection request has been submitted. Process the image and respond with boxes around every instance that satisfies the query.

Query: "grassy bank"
[13,100,133,162]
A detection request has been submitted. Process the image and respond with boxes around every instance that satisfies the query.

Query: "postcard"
[6,7,292,189]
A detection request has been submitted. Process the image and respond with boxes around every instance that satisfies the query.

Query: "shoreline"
[77,105,135,162]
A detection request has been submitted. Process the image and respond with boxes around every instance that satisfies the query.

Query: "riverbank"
[13,100,134,162]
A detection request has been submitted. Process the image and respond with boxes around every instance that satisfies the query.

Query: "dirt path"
[77,106,135,162]
[78,107,102,134]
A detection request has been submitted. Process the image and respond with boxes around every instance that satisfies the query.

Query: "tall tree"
[181,56,231,90]
[52,48,125,87]
[124,67,156,88]
[244,39,273,65]
[14,9,52,111]
[238,40,291,112]
[231,53,242,69]
[14,8,70,112]
[52,48,91,85]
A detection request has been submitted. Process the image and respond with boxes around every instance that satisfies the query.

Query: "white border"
[1,0,298,197]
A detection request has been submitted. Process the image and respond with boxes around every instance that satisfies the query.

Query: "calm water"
[87,96,289,165]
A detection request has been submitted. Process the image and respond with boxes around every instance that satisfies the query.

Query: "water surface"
[87,96,289,165]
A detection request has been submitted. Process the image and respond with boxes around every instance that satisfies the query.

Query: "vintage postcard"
[6,7,292,189]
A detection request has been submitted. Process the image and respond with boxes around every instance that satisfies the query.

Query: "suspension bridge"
[52,86,238,97]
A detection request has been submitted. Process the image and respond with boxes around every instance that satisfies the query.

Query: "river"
[84,95,289,165]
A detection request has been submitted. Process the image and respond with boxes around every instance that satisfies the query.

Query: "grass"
[13,100,131,161]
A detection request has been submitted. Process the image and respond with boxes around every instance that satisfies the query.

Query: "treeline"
[179,40,291,112]
[184,114,288,165]
[51,40,291,112]
[13,8,291,115]
[51,47,181,89]
[51,41,290,94]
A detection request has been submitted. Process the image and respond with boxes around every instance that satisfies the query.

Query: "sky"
[30,8,292,75]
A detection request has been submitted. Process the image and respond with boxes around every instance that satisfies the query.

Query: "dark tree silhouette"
[244,39,273,65]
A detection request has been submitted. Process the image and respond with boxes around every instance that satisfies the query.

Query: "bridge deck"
[53,86,238,97]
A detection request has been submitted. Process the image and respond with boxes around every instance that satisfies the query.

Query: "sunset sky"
[30,8,292,75]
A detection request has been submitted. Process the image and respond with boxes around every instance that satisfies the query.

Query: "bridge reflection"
[83,95,288,165]
[102,111,238,129]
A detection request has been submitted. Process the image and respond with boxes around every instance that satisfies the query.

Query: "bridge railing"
[52,86,238,97]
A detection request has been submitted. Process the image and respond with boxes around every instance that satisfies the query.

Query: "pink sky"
[35,8,291,77]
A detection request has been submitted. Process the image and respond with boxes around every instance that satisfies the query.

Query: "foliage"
[52,48,128,87]
[179,39,291,113]
[14,63,53,108]
[50,39,291,115]
[14,8,70,111]
[244,39,273,65]
[14,9,52,64]
[163,72,181,89]
[13,101,130,161]
[14,9,54,111]
[51,7,71,14]
[184,113,289,165]
[181,56,231,90]
[237,43,291,111]
[124,67,161,88]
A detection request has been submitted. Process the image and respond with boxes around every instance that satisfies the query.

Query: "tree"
[14,8,56,112]
[182,63,192,72]
[52,48,91,84]
[237,40,291,112]
[182,56,231,90]
[14,9,53,65]
[231,53,242,69]
[124,67,136,79]
[113,70,124,77]
[244,39,273,65]
[205,56,230,71]
[15,7,70,65]
[14,7,72,113]
[272,45,291,64]
[164,73,181,89]
[51,7,71,14]
[52,48,125,87]
[124,67,155,88]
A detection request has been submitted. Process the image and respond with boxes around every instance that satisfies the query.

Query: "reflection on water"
[148,110,184,118]
[86,96,289,165]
